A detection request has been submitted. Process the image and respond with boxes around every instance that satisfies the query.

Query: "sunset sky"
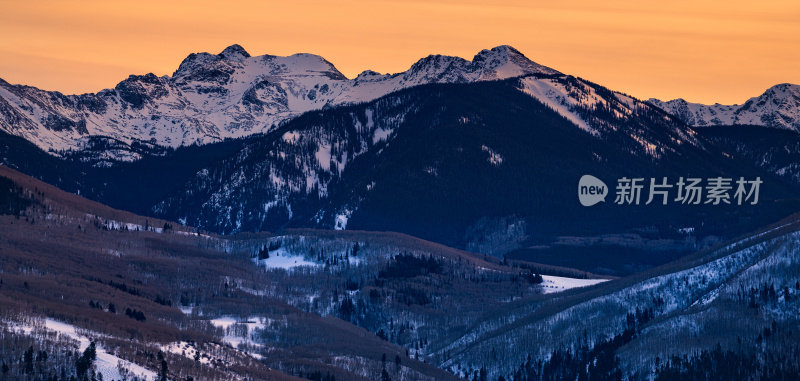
[1,0,798,104]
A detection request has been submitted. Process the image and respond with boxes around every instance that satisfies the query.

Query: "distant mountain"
[649,83,800,131]
[0,44,556,162]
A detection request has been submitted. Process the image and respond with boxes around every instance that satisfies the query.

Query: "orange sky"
[1,0,798,104]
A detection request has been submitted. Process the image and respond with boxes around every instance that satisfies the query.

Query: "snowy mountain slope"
[0,44,557,158]
[150,74,718,238]
[145,74,800,273]
[6,318,158,380]
[150,91,426,233]
[649,83,800,131]
[517,75,700,152]
[434,216,800,379]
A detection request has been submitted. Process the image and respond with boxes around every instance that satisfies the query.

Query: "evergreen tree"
[157,351,168,381]
[75,342,97,380]
[258,245,270,260]
[23,346,34,374]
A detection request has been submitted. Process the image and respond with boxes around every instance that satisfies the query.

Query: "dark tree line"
[654,344,800,381]
[500,307,655,381]
[378,254,442,279]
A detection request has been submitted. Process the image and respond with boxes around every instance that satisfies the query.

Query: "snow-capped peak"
[404,54,472,83]
[219,44,251,60]
[355,70,388,80]
[472,45,560,79]
[402,45,559,84]
[274,53,347,79]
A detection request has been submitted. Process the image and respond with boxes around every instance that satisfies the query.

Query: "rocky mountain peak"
[219,44,251,60]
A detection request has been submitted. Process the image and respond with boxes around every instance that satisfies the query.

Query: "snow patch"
[481,144,504,165]
[539,275,609,294]
[518,76,599,135]
[254,247,319,270]
[372,127,392,144]
[282,131,300,143]
[208,316,269,352]
[315,143,332,170]
[334,209,352,230]
[9,318,156,381]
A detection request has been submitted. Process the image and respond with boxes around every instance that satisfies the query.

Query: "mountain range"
[1,45,800,276]
[1,43,800,380]
[2,44,799,162]
[649,83,800,131]
[0,44,556,160]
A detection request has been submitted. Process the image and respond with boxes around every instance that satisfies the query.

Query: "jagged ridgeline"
[0,44,556,157]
